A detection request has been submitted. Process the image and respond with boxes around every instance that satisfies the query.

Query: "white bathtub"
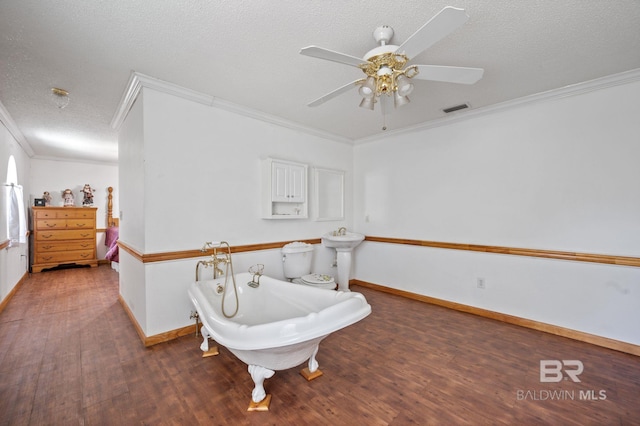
[188,272,371,404]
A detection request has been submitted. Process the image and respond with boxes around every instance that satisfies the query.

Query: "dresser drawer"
[66,219,94,229]
[35,250,95,264]
[35,209,60,219]
[36,241,95,252]
[36,219,67,230]
[59,209,95,219]
[35,218,95,230]
[36,230,95,241]
[34,208,96,220]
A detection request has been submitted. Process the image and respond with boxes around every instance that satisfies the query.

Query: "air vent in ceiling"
[443,103,469,113]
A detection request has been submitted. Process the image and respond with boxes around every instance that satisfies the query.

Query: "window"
[5,155,26,246]
[6,155,17,185]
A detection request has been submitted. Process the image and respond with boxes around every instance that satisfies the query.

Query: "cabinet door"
[272,162,290,202]
[287,164,306,203]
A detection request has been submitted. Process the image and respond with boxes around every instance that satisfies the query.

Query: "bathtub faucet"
[248,274,261,288]
[197,241,233,280]
[247,264,264,288]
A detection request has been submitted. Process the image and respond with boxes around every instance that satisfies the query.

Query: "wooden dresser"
[32,207,98,273]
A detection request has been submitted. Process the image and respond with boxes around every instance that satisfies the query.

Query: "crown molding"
[110,72,215,130]
[110,72,142,130]
[0,100,34,157]
[110,71,351,144]
[210,97,352,144]
[355,68,640,144]
[31,154,118,166]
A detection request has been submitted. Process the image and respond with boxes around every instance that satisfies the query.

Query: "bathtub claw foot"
[248,365,275,404]
[202,347,219,357]
[247,394,271,412]
[200,326,219,357]
[300,367,323,381]
[300,344,322,382]
[301,344,322,380]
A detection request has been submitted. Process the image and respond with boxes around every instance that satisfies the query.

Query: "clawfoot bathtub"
[188,272,371,410]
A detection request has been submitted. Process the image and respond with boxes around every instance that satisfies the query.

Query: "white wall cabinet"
[272,161,306,203]
[262,158,308,219]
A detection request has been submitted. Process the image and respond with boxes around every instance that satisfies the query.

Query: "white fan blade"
[300,46,366,68]
[396,6,469,60]
[413,65,484,84]
[308,80,361,107]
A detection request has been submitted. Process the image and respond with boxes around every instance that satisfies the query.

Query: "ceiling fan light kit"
[358,49,414,104]
[359,97,375,110]
[396,75,414,96]
[394,91,410,108]
[300,6,484,122]
[359,77,376,98]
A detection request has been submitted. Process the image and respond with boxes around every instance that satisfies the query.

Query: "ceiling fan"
[300,6,484,114]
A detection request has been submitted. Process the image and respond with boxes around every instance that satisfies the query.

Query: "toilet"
[282,242,336,290]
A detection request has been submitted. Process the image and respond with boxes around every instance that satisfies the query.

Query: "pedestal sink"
[322,232,365,291]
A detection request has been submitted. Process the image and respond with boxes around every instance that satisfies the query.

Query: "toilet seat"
[302,273,334,285]
[294,274,336,290]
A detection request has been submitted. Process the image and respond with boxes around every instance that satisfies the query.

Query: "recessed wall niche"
[314,167,344,221]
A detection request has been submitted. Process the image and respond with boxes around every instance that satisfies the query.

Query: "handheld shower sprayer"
[196,241,239,318]
[201,241,223,251]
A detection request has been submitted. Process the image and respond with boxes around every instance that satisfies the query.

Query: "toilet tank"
[282,242,314,279]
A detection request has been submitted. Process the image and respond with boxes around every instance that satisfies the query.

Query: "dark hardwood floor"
[1,265,638,425]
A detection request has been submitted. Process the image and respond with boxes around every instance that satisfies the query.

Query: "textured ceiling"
[1,0,640,164]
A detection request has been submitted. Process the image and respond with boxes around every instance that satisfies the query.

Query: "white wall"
[0,119,31,303]
[353,78,640,345]
[118,87,352,336]
[119,94,146,253]
[118,94,146,328]
[140,89,353,252]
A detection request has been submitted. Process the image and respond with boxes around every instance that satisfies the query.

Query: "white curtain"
[6,184,26,246]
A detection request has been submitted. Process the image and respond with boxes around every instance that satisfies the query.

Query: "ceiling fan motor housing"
[372,26,394,45]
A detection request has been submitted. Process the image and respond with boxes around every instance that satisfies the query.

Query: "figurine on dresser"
[81,184,94,206]
[62,189,74,206]
[43,191,52,206]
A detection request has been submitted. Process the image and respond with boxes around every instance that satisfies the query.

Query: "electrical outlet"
[477,278,485,289]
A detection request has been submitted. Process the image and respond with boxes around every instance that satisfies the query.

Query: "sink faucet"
[337,227,347,236]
